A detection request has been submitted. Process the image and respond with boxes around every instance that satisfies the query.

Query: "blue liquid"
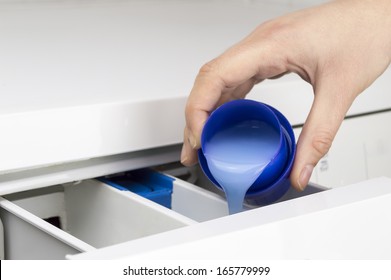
[204,120,280,214]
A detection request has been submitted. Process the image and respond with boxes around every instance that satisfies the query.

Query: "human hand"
[181,0,391,190]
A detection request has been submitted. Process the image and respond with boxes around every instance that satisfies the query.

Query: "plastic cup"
[198,99,296,206]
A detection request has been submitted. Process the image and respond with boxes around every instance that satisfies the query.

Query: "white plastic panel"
[171,179,229,222]
[365,134,391,179]
[303,111,391,188]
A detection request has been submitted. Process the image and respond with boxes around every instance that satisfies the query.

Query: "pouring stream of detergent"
[204,120,280,214]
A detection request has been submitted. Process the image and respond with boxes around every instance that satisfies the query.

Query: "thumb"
[290,79,356,191]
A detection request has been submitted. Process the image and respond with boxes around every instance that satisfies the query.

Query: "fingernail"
[297,165,314,191]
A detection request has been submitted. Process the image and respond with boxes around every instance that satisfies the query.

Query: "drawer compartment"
[0,179,195,259]
[100,169,230,222]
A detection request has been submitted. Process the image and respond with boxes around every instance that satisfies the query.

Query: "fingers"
[180,64,226,166]
[290,75,357,191]
[181,39,289,166]
[181,126,199,166]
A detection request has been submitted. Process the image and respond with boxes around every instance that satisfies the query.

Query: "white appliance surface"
[2,0,390,174]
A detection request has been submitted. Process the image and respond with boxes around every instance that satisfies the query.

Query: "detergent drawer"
[0,166,328,260]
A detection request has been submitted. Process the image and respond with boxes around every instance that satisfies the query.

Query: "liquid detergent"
[204,119,280,214]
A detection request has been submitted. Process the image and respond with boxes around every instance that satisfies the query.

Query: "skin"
[181,0,391,191]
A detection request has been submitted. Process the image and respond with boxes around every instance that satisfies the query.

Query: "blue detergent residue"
[204,120,280,214]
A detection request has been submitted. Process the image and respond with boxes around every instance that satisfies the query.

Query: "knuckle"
[198,60,218,76]
[311,131,333,159]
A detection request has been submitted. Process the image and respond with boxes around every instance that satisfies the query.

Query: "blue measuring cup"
[198,99,296,208]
